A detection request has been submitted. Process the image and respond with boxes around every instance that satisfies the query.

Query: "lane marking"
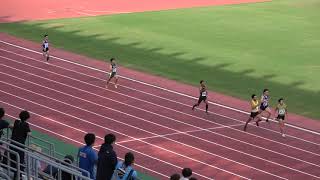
[0,40,318,136]
[1,47,318,147]
[1,54,319,156]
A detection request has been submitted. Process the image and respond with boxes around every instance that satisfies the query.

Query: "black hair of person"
[19,111,30,122]
[104,133,116,144]
[84,133,96,146]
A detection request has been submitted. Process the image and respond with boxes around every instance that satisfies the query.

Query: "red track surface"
[0,0,269,23]
[0,35,320,180]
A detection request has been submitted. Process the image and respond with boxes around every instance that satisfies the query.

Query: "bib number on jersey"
[278,109,285,115]
[112,68,117,72]
[201,91,207,97]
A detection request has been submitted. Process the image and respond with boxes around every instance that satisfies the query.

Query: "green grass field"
[1,0,319,119]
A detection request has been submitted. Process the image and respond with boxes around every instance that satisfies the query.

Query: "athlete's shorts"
[109,72,117,79]
[250,111,259,118]
[277,115,285,121]
[43,48,49,52]
[260,104,268,111]
[198,96,207,104]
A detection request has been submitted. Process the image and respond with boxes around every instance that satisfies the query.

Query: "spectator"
[180,168,192,180]
[0,108,11,140]
[10,110,31,179]
[78,133,98,179]
[96,134,117,180]
[189,178,197,180]
[60,155,76,180]
[29,144,42,176]
[114,152,137,180]
[170,173,181,180]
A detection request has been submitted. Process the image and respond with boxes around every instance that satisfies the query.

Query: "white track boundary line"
[116,123,244,144]
[0,40,318,136]
[1,48,318,147]
[0,79,286,179]
[0,69,317,179]
[1,54,319,157]
[0,92,247,180]
[3,114,169,179]
[1,65,319,170]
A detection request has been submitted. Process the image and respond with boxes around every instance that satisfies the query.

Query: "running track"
[0,40,319,180]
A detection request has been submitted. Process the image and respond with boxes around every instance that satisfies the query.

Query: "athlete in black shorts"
[42,34,50,62]
[106,58,118,88]
[192,80,209,114]
[244,94,263,131]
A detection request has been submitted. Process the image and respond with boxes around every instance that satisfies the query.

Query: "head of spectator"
[124,152,135,167]
[189,177,197,180]
[170,173,181,180]
[64,155,74,164]
[182,168,192,179]
[19,110,30,122]
[84,133,95,147]
[104,133,116,145]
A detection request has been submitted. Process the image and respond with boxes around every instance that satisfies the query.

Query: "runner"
[42,34,50,62]
[192,80,209,114]
[106,58,118,88]
[275,98,288,137]
[243,94,263,131]
[256,89,272,126]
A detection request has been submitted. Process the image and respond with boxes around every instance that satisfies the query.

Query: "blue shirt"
[78,146,98,179]
[113,161,137,180]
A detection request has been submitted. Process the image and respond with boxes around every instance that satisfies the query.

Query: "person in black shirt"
[0,108,11,140]
[192,80,209,114]
[10,110,31,179]
[96,134,118,180]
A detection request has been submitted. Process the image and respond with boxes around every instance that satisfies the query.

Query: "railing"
[0,139,91,180]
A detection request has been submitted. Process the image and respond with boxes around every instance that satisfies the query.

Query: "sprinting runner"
[106,58,118,89]
[42,34,50,62]
[192,80,209,114]
[256,88,272,126]
[243,94,263,131]
[275,98,288,137]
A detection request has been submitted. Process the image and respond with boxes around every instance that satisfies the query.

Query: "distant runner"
[106,58,118,89]
[256,89,272,126]
[275,98,288,137]
[244,94,263,131]
[42,34,50,62]
[192,80,209,114]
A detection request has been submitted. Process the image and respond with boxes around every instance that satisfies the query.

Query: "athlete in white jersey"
[42,34,50,62]
[106,58,119,88]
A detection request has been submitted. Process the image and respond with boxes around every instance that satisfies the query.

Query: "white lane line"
[0,71,314,179]
[0,40,318,136]
[1,55,319,158]
[1,66,319,170]
[0,91,248,180]
[0,48,319,147]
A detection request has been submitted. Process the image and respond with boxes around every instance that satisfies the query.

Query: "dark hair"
[263,89,269,93]
[170,173,181,180]
[84,133,95,146]
[189,177,198,180]
[104,133,116,144]
[0,108,4,119]
[278,98,284,103]
[251,94,256,99]
[44,34,48,37]
[182,168,192,178]
[200,80,204,84]
[124,152,135,167]
[19,111,30,122]
[110,58,115,62]
[64,155,74,164]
